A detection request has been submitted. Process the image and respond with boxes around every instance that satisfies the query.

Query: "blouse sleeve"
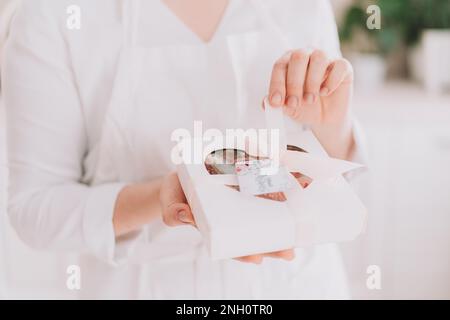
[316,0,368,165]
[3,0,136,266]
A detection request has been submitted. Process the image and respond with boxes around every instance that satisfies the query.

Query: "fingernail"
[284,251,296,261]
[283,105,296,117]
[287,96,299,108]
[320,87,329,96]
[271,92,283,106]
[177,210,193,224]
[304,93,315,104]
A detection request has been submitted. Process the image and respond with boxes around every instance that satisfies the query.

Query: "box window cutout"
[204,145,313,202]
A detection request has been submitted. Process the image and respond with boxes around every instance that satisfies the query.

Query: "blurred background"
[1,0,449,299]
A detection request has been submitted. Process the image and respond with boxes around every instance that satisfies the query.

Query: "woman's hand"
[159,172,196,227]
[268,49,355,159]
[160,172,295,264]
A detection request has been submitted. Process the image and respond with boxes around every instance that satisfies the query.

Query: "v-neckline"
[160,0,232,44]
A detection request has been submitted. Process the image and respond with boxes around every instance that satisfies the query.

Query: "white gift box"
[176,105,367,260]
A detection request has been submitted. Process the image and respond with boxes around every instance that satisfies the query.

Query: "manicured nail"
[304,93,315,104]
[287,96,299,108]
[320,87,329,96]
[283,106,295,117]
[271,92,283,106]
[252,257,263,265]
[283,251,296,261]
[177,210,192,224]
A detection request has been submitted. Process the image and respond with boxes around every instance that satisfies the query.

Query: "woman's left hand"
[268,49,353,125]
[268,49,355,159]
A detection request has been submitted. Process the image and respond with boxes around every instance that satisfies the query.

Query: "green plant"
[420,0,450,29]
[339,0,450,55]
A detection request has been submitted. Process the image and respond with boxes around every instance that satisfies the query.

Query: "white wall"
[341,82,450,299]
[328,0,450,299]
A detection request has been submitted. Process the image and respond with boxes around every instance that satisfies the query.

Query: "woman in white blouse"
[3,0,359,299]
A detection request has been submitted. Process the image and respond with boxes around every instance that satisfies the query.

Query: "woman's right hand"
[160,172,295,264]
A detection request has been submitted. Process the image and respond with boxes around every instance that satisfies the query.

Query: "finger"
[285,50,310,111]
[235,255,264,265]
[164,203,194,227]
[268,52,291,107]
[320,59,353,97]
[160,172,195,227]
[265,249,296,261]
[304,50,329,105]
